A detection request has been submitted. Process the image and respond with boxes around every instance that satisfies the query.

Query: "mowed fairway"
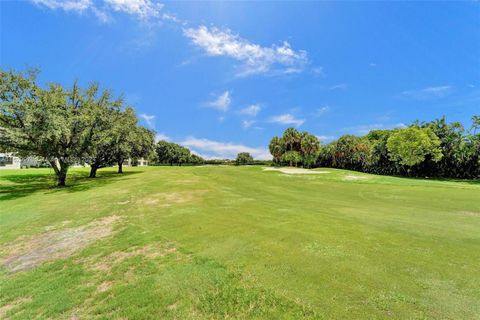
[1,166,479,319]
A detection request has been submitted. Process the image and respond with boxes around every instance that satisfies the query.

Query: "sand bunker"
[0,215,121,273]
[263,167,329,175]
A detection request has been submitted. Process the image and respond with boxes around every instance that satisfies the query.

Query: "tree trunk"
[49,159,69,187]
[118,161,123,174]
[89,164,99,178]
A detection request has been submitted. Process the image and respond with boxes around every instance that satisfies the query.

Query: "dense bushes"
[270,116,479,178]
[235,152,254,165]
[155,140,204,165]
[317,117,480,178]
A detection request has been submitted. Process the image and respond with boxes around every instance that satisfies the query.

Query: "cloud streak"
[206,91,231,111]
[270,114,305,126]
[183,26,308,76]
[181,137,271,160]
[140,113,155,128]
[31,0,163,21]
[240,104,261,116]
[401,86,452,100]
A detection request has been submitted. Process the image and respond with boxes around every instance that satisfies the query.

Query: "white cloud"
[207,91,231,111]
[240,104,261,116]
[401,86,452,100]
[183,25,308,76]
[312,66,326,77]
[91,6,112,22]
[242,120,255,129]
[269,114,305,126]
[140,113,155,128]
[180,137,271,160]
[328,84,347,90]
[314,106,330,116]
[31,0,92,12]
[316,135,336,143]
[30,0,163,21]
[104,0,163,20]
[155,133,170,141]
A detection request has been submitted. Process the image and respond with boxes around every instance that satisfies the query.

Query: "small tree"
[235,152,253,165]
[282,151,301,167]
[387,127,443,167]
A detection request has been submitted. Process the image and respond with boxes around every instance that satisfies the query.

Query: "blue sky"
[1,1,479,159]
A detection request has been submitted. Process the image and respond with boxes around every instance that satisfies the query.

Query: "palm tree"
[301,134,320,168]
[282,127,300,153]
[269,136,284,164]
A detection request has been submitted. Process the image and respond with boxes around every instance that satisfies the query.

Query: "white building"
[123,158,149,167]
[0,153,21,169]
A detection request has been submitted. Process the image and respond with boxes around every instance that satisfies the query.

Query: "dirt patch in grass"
[263,167,329,175]
[0,297,32,318]
[140,190,205,207]
[96,281,113,293]
[458,211,480,217]
[0,216,121,273]
[85,242,179,274]
[343,175,369,181]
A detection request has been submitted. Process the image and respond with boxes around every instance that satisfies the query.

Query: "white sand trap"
[343,175,368,181]
[263,167,330,175]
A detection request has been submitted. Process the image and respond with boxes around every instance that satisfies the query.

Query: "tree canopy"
[269,128,320,167]
[0,69,156,185]
[235,152,254,165]
[155,140,204,166]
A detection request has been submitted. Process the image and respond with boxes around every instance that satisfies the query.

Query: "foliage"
[387,127,442,167]
[155,140,203,165]
[0,69,156,184]
[281,150,302,167]
[235,152,254,165]
[269,128,320,167]
[268,136,283,164]
[315,116,479,178]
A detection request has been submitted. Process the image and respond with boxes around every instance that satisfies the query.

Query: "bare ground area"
[139,190,206,206]
[262,167,330,174]
[0,215,121,273]
[343,175,369,181]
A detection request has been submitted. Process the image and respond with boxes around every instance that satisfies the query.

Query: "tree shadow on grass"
[0,170,142,201]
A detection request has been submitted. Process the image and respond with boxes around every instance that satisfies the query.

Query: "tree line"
[270,117,480,179]
[0,69,155,186]
[155,140,204,165]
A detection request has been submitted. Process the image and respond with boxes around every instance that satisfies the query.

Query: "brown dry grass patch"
[84,242,179,274]
[0,215,121,273]
[139,190,205,207]
[0,297,32,319]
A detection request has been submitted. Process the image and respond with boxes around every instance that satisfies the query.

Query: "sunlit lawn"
[1,166,479,319]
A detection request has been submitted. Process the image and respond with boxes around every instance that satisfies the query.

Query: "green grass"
[1,166,479,319]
